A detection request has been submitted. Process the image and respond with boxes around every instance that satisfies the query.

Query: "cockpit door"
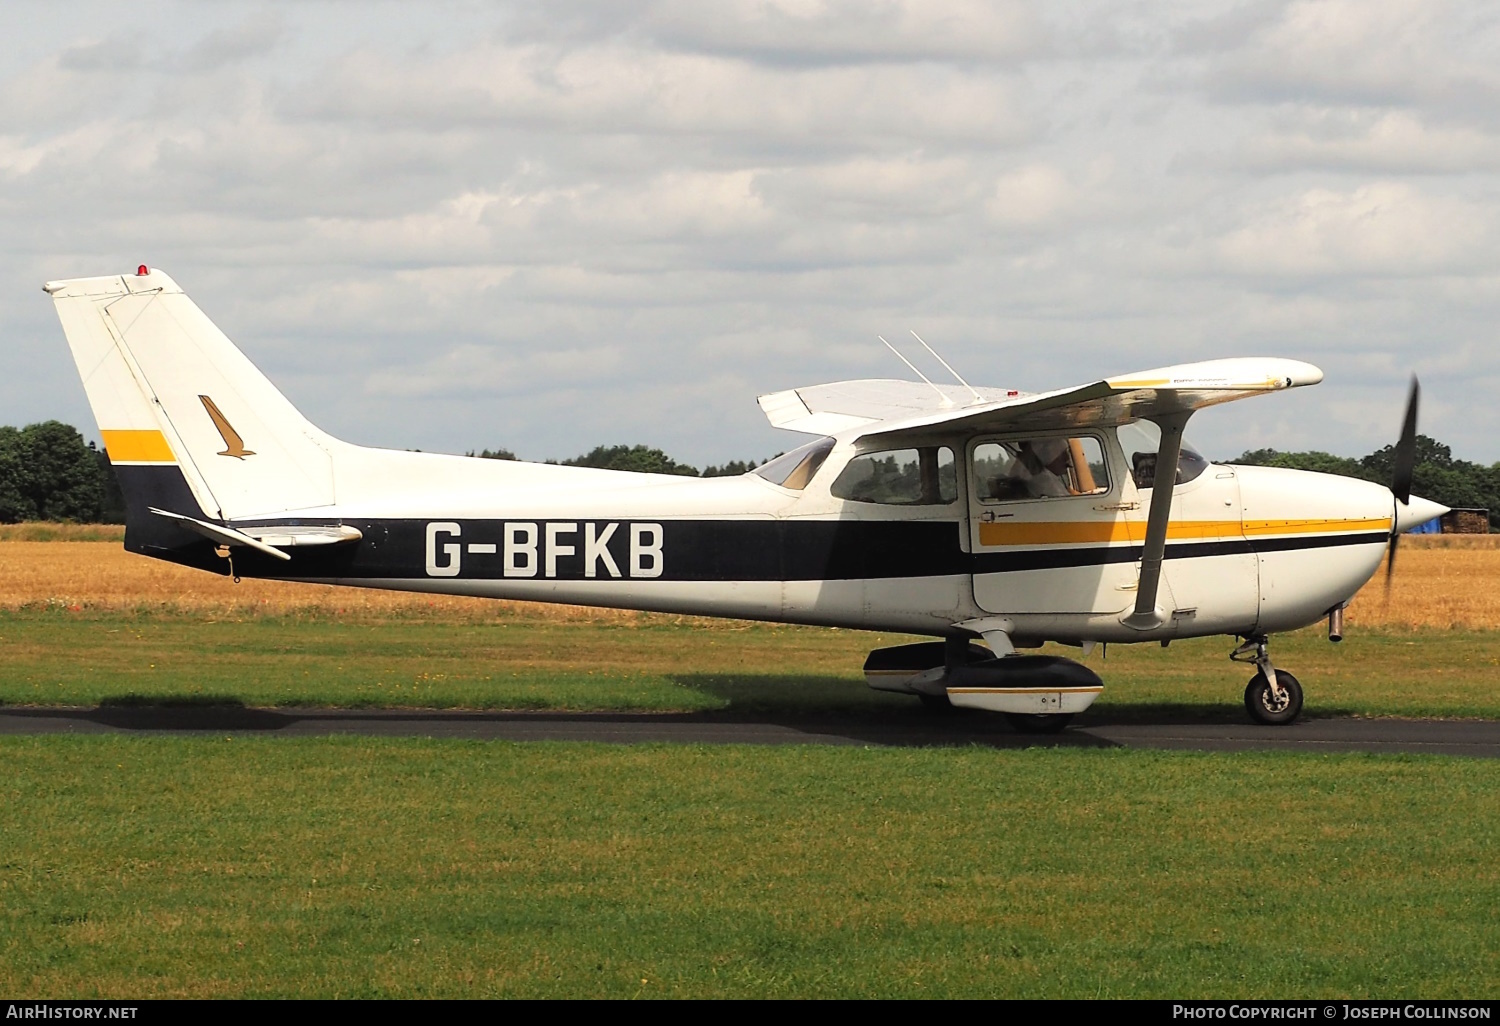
[968,433,1142,615]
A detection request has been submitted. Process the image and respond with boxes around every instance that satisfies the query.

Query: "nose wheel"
[1244,670,1303,725]
[1232,636,1304,725]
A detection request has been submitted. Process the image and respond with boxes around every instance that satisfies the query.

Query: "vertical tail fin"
[45,268,339,539]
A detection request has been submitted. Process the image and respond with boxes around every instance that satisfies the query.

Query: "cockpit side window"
[973,436,1110,503]
[1117,420,1210,489]
[831,446,957,505]
[754,436,835,490]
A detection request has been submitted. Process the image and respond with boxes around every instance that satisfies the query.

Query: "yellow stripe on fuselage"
[977,517,1390,547]
[101,429,176,464]
[979,521,1140,546]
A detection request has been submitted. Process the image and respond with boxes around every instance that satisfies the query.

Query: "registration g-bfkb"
[423,521,663,579]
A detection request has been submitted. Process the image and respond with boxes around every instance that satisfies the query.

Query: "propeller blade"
[1385,375,1419,596]
[1391,376,1419,506]
[1385,531,1399,597]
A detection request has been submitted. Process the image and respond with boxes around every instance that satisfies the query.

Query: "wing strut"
[1122,412,1191,631]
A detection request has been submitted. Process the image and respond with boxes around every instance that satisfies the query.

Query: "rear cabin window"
[831,446,957,505]
[973,436,1110,502]
[754,436,835,490]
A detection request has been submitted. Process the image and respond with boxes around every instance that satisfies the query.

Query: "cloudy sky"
[3,0,1498,466]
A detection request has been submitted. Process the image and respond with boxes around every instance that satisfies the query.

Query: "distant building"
[1441,508,1490,534]
[1410,508,1489,533]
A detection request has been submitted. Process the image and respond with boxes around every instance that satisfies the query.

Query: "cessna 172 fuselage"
[45,268,1445,731]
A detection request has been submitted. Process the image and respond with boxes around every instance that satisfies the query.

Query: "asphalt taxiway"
[2,706,1498,757]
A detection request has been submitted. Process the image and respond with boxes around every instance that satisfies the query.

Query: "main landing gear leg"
[1231,635,1304,726]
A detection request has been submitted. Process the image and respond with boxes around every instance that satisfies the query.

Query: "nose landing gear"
[1231,636,1304,725]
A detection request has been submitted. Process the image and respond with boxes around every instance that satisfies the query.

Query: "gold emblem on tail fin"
[199,395,255,459]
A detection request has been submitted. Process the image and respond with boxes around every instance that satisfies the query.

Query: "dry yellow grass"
[1348,540,1500,629]
[1395,533,1500,549]
[0,541,649,623]
[1,533,1496,629]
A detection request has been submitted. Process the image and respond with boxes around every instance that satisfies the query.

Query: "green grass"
[2,609,1499,719]
[1,736,1496,998]
[4,612,1498,998]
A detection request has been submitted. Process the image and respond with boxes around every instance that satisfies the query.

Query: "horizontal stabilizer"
[148,507,293,561]
[238,524,363,547]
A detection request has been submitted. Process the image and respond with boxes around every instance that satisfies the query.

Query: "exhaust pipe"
[1328,605,1344,643]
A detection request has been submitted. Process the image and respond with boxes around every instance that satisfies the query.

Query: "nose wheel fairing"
[943,656,1104,716]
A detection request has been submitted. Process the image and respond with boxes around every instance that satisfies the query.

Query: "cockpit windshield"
[1116,420,1210,489]
[753,436,835,490]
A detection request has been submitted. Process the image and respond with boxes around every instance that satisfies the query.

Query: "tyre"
[917,692,955,712]
[1003,713,1074,735]
[1244,670,1303,725]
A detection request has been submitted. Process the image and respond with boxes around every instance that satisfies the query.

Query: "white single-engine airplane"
[45,267,1446,731]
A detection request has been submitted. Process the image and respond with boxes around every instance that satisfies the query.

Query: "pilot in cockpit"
[1010,438,1072,498]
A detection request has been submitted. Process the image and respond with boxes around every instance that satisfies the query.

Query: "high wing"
[757,379,1024,436]
[759,358,1324,441]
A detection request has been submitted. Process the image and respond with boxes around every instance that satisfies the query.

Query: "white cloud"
[179,12,284,71]
[1232,110,1500,174]
[285,41,1031,152]
[986,164,1075,225]
[638,0,1047,64]
[1193,0,1500,112]
[1215,182,1492,276]
[2,0,1500,466]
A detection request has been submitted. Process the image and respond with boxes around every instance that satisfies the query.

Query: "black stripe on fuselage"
[971,530,1390,573]
[109,464,1391,584]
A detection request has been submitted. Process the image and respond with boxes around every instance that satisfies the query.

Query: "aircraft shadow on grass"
[0,676,1367,749]
[668,673,1364,739]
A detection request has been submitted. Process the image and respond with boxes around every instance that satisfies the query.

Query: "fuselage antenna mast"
[910,330,982,404]
[878,335,953,407]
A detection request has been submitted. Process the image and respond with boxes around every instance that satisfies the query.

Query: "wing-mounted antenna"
[910,331,982,405]
[878,335,953,408]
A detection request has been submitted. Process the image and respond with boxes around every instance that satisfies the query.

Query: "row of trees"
[0,422,125,524]
[472,445,764,478]
[4,419,1494,528]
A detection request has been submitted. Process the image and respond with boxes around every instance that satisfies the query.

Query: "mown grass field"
[2,536,1499,998]
[3,611,1500,720]
[3,737,1497,998]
